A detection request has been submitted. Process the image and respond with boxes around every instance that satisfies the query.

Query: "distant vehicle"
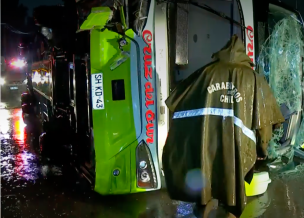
[1,56,27,101]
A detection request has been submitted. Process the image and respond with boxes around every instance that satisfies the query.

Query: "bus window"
[255,3,304,157]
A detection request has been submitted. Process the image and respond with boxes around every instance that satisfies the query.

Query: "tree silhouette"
[2,0,28,29]
[1,0,29,57]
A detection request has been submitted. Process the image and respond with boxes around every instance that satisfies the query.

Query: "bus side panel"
[177,0,232,81]
[239,0,255,67]
[130,0,162,193]
[155,3,169,171]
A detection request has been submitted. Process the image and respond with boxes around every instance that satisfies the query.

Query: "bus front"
[83,0,162,195]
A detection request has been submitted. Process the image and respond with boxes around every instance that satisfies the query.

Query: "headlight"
[11,59,26,68]
[136,140,158,189]
[0,78,5,85]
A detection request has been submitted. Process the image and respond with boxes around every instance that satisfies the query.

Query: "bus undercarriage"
[22,0,304,195]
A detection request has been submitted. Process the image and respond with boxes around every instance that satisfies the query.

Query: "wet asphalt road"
[1,107,304,218]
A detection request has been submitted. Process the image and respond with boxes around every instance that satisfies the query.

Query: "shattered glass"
[294,115,304,149]
[131,0,150,35]
[257,15,304,158]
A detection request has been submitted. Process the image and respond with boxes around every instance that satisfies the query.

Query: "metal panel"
[176,3,189,65]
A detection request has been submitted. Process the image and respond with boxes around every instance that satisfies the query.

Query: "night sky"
[20,0,63,17]
[19,0,303,18]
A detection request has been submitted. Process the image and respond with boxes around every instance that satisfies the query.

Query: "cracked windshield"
[1,0,304,218]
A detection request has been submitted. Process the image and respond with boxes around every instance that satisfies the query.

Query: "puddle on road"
[1,108,62,185]
[268,156,304,181]
[1,108,303,218]
[241,192,271,218]
[173,201,195,217]
[41,165,63,176]
[275,163,304,182]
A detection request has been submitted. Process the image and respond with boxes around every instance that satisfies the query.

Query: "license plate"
[91,73,105,110]
[10,86,18,90]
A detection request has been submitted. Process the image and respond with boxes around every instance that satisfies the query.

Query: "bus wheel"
[39,131,56,159]
[74,172,93,193]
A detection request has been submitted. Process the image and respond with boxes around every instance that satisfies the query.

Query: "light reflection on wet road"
[1,109,40,182]
[1,108,304,218]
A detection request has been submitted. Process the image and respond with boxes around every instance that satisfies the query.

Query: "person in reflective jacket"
[162,35,284,218]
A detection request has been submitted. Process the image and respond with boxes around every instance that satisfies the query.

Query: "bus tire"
[39,131,56,159]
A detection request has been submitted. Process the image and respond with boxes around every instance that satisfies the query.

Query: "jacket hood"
[212,34,254,67]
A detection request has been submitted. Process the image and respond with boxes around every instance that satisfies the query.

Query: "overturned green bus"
[22,0,304,196]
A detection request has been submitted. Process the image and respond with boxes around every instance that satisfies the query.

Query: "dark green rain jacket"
[162,35,284,217]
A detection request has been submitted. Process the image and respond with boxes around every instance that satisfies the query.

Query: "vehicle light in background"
[32,71,42,84]
[11,59,26,68]
[136,140,158,188]
[0,102,6,109]
[0,109,10,134]
[0,78,5,85]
